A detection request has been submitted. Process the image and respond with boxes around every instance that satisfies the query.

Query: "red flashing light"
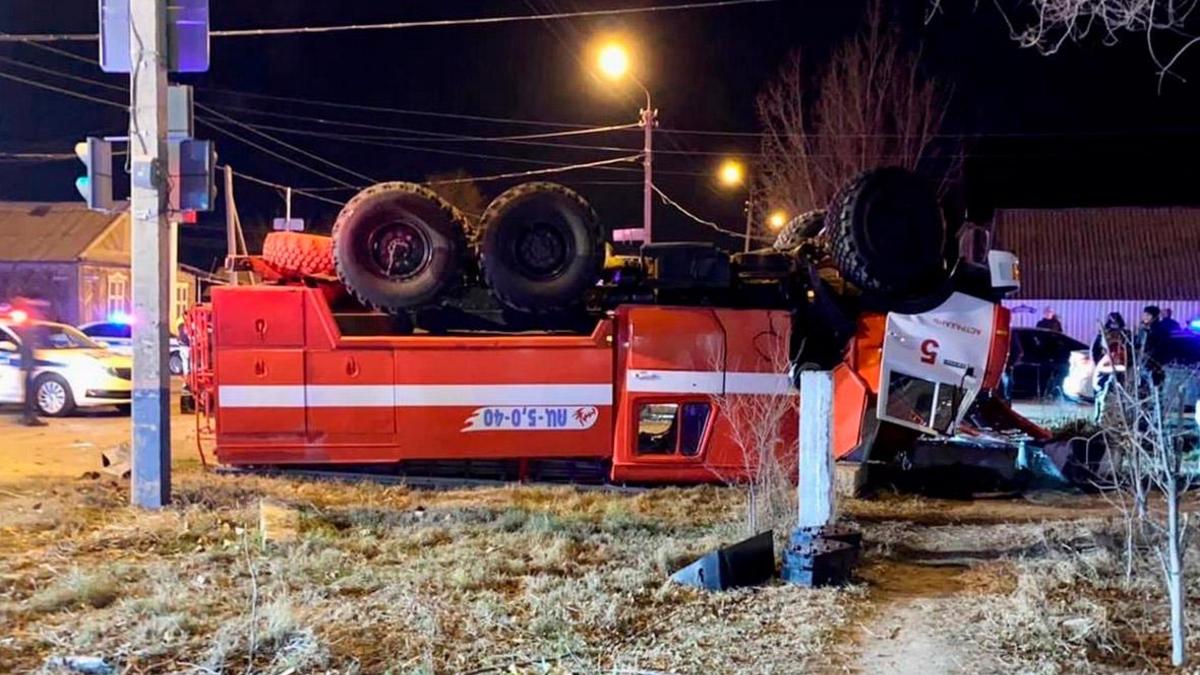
[10,309,28,325]
[180,210,198,224]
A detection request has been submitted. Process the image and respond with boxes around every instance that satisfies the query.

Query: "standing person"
[1138,305,1170,389]
[1160,308,1181,334]
[1092,312,1131,423]
[1036,307,1063,332]
[13,297,48,427]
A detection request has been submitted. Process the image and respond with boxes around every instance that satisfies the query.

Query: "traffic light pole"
[128,0,172,508]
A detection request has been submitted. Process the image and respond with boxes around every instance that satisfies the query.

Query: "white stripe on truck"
[217,371,792,408]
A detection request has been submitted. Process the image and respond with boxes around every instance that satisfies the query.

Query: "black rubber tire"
[34,373,76,417]
[478,182,604,313]
[826,167,946,298]
[773,209,826,251]
[332,182,468,311]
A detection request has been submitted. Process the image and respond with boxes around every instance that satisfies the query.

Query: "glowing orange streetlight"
[592,37,656,243]
[767,210,788,231]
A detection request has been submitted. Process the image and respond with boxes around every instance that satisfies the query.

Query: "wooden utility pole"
[128,0,172,508]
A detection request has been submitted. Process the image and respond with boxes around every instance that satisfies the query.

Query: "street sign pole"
[129,0,172,508]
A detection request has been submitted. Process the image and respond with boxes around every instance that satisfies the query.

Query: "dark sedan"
[1005,327,1088,400]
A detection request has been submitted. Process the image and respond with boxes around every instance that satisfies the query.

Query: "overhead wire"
[651,183,769,242]
[426,155,642,184]
[0,0,781,42]
[195,103,378,185]
[219,165,348,208]
[198,101,641,141]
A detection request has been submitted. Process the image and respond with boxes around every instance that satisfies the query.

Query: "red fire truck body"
[199,283,1012,485]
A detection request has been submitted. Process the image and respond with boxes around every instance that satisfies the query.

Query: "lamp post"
[718,159,787,252]
[597,42,657,243]
[717,159,757,252]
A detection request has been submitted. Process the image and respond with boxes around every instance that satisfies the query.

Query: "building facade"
[993,207,1200,342]
[0,202,198,327]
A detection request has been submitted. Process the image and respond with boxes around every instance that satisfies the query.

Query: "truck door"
[612,306,793,483]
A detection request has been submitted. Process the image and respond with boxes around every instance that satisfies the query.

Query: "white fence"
[1004,299,1200,343]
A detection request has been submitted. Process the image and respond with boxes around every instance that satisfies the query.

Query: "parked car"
[79,320,189,375]
[0,319,132,416]
[1062,331,1200,403]
[1005,327,1088,400]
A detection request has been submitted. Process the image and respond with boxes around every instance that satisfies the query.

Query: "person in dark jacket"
[1138,305,1171,388]
[13,297,48,426]
[1036,307,1063,332]
[1160,308,1181,334]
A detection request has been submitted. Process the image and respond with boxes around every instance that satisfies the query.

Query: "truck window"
[637,402,711,456]
[637,403,678,454]
[679,403,711,456]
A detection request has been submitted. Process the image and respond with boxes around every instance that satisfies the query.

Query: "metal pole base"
[780,525,861,588]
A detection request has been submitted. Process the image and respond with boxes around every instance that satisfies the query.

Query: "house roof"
[993,207,1200,300]
[0,202,127,262]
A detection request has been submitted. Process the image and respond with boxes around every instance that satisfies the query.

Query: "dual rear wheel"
[331,181,603,314]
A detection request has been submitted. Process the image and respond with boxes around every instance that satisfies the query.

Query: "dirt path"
[852,561,995,674]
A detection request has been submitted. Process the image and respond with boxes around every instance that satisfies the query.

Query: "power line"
[651,183,766,242]
[221,166,348,207]
[199,101,640,141]
[201,88,603,129]
[0,0,781,42]
[0,55,126,92]
[209,120,650,171]
[196,117,362,188]
[427,155,642,184]
[0,69,126,109]
[195,103,377,186]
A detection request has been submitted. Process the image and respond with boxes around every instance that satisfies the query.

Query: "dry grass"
[0,472,864,673]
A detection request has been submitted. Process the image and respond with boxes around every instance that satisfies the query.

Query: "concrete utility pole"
[796,370,835,528]
[128,0,172,508]
[640,95,656,244]
[224,165,238,286]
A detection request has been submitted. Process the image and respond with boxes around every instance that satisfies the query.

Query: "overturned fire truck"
[186,167,1029,485]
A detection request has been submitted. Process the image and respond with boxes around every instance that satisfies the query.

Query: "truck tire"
[332,182,468,312]
[827,167,946,298]
[478,182,604,313]
[262,232,335,277]
[773,209,826,251]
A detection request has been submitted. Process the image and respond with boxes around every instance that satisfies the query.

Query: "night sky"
[3,0,1200,270]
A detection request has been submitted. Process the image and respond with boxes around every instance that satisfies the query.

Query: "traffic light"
[74,137,116,212]
[168,139,218,212]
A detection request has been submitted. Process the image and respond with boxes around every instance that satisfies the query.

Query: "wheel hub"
[38,380,66,415]
[369,221,431,280]
[514,223,569,279]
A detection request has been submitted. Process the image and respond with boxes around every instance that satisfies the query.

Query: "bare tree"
[1090,335,1195,667]
[930,0,1200,86]
[706,322,798,536]
[755,0,953,225]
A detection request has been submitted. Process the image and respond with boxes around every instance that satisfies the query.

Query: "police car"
[0,318,133,416]
[79,317,188,375]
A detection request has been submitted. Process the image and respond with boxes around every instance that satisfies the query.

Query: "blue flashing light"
[1188,318,1200,334]
[108,311,133,325]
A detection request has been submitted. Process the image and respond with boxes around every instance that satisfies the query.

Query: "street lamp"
[718,159,746,188]
[717,158,760,252]
[767,210,788,231]
[594,39,656,243]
